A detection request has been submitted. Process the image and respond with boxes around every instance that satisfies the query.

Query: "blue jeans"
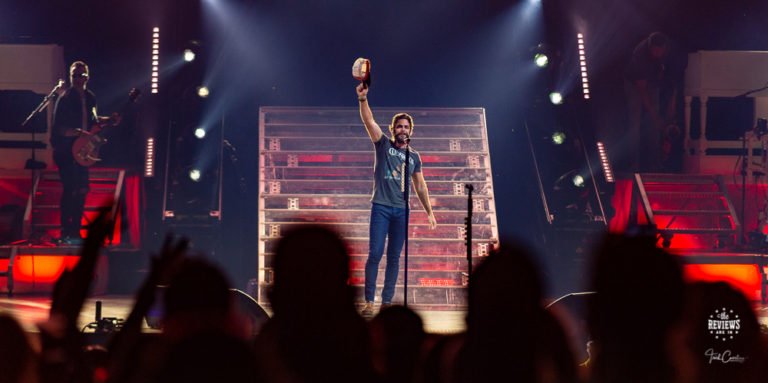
[365,203,407,303]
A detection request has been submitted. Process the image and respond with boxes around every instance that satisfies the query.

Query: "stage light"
[197,86,210,98]
[551,131,566,145]
[549,92,563,105]
[552,169,591,222]
[189,168,202,182]
[577,33,590,100]
[596,141,614,183]
[144,137,155,177]
[534,53,549,68]
[183,49,196,62]
[151,27,159,94]
[572,174,585,188]
[194,127,206,139]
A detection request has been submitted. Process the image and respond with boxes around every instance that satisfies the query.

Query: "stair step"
[37,186,116,192]
[31,224,86,229]
[640,173,719,183]
[659,228,737,235]
[646,191,723,197]
[32,205,113,210]
[653,209,730,215]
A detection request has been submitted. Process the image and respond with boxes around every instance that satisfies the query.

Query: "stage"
[0,295,469,336]
[3,294,767,339]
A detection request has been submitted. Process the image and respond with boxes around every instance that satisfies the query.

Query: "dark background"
[2,0,767,294]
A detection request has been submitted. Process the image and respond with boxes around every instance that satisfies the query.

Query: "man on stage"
[51,61,114,245]
[356,83,437,317]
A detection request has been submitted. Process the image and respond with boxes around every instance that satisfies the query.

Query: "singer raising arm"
[357,83,383,143]
[356,80,437,314]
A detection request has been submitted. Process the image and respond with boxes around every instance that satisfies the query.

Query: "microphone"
[44,79,65,102]
[405,137,411,143]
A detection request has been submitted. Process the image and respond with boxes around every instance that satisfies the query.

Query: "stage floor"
[0,295,469,334]
[3,295,767,336]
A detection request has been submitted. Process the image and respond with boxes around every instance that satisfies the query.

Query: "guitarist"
[51,61,118,245]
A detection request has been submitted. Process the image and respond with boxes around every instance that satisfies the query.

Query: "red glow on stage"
[3,255,80,283]
[298,154,334,163]
[683,264,761,301]
[419,278,456,287]
[609,179,632,233]
[0,253,108,294]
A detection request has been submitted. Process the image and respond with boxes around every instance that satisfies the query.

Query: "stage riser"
[264,168,490,181]
[261,196,493,211]
[265,155,484,168]
[261,180,492,196]
[262,210,495,225]
[263,138,488,152]
[265,125,485,138]
[260,223,496,239]
[258,107,499,307]
[262,240,491,257]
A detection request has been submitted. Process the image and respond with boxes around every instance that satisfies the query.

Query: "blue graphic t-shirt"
[371,135,422,208]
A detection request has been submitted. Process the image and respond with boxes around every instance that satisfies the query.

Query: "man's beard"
[395,133,409,144]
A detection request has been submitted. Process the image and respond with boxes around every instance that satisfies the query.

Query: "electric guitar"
[72,88,141,167]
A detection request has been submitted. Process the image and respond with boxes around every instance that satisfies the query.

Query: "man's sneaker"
[360,302,375,318]
[380,302,393,310]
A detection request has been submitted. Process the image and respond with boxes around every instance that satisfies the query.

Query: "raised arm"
[412,171,437,229]
[357,83,383,142]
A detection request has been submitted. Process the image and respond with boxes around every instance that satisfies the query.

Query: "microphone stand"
[21,80,60,169]
[465,184,473,304]
[403,138,411,308]
[16,80,61,245]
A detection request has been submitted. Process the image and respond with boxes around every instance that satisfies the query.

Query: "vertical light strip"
[577,33,589,100]
[596,141,614,183]
[145,137,155,177]
[151,27,159,94]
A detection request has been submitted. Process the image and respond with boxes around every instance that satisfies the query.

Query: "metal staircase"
[24,169,125,241]
[257,107,499,307]
[0,168,125,296]
[633,173,740,248]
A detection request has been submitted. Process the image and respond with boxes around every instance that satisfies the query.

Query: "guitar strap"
[79,92,88,133]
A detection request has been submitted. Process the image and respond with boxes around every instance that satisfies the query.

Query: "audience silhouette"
[1,213,766,383]
[369,305,426,383]
[253,225,376,383]
[452,242,578,383]
[586,234,685,383]
[670,281,767,383]
[0,314,37,383]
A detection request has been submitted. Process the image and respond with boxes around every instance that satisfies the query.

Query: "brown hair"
[388,113,414,139]
[69,61,89,74]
